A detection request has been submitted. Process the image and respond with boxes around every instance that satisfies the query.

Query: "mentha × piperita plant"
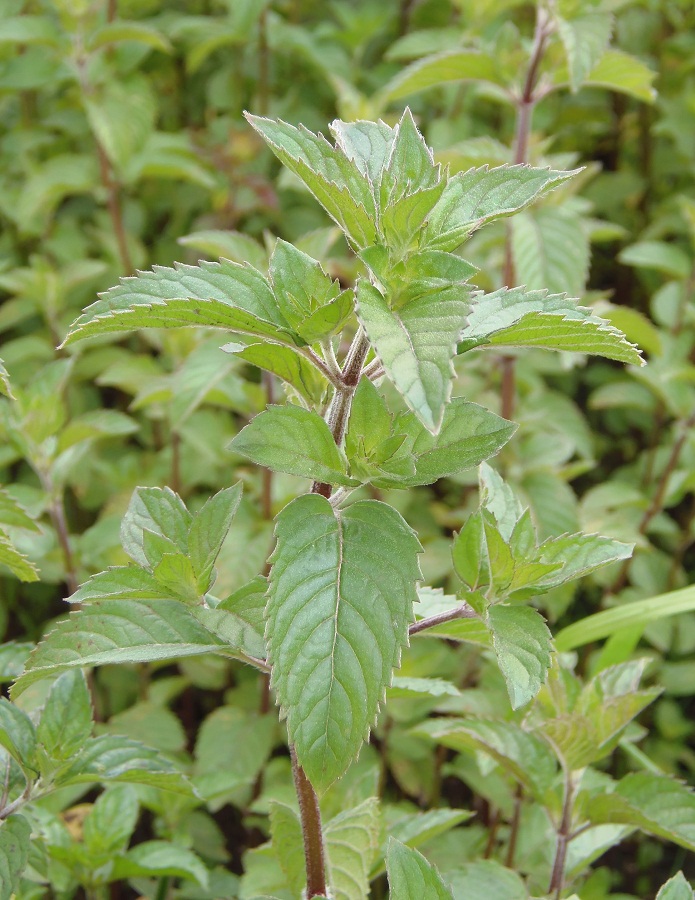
[7,110,647,897]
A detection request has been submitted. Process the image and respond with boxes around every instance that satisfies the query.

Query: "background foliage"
[1,0,695,898]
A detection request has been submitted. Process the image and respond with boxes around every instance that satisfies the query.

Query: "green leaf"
[11,601,242,696]
[555,584,695,652]
[36,669,92,761]
[388,677,460,699]
[329,118,396,184]
[267,495,421,791]
[356,280,469,433]
[618,241,692,280]
[0,532,39,582]
[386,838,453,899]
[0,359,13,399]
[58,734,194,795]
[188,485,243,592]
[655,872,693,900]
[535,532,633,589]
[421,166,579,252]
[487,605,553,710]
[510,208,590,297]
[69,566,176,603]
[325,797,380,900]
[86,21,173,53]
[416,718,557,800]
[0,816,31,900]
[583,49,657,103]
[379,50,506,104]
[84,78,156,172]
[245,115,377,248]
[459,287,643,366]
[113,841,209,886]
[446,860,528,899]
[269,802,305,897]
[229,405,355,485]
[83,785,139,856]
[0,16,61,46]
[62,260,292,346]
[556,12,613,92]
[269,239,341,332]
[0,643,33,682]
[586,773,695,851]
[120,486,192,569]
[224,341,328,405]
[0,699,36,772]
[403,399,516,486]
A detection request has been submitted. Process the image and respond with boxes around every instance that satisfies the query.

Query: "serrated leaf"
[357,280,468,433]
[655,872,693,900]
[0,815,31,900]
[421,166,579,251]
[36,670,92,761]
[459,286,643,366]
[557,12,613,92]
[69,566,177,603]
[386,838,453,899]
[0,532,39,582]
[379,50,506,104]
[188,485,242,592]
[269,239,341,331]
[246,115,377,248]
[487,606,553,709]
[535,532,633,589]
[11,601,240,696]
[113,841,209,886]
[87,21,173,53]
[62,260,292,346]
[268,496,421,790]
[403,399,516,486]
[586,773,695,851]
[385,109,440,196]
[121,486,192,568]
[0,359,12,399]
[583,49,657,103]
[229,405,354,485]
[510,208,590,297]
[329,118,395,184]
[269,802,305,897]
[224,341,328,405]
[416,718,557,800]
[325,797,380,900]
[0,699,36,772]
[58,734,194,794]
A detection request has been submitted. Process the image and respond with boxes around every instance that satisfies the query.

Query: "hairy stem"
[548,773,574,898]
[288,328,371,894]
[291,745,328,898]
[408,603,477,635]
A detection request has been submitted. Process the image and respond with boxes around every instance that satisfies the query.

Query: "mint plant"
[7,108,694,898]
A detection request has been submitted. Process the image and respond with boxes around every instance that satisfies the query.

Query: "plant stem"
[286,328,371,894]
[548,773,574,898]
[96,142,133,274]
[39,470,78,596]
[408,603,477,635]
[291,745,328,898]
[500,3,551,420]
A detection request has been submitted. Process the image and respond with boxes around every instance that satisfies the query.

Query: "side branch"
[409,603,478,636]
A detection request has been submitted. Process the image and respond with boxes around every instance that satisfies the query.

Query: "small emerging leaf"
[386,838,453,900]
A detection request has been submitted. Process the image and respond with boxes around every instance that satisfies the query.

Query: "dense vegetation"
[1,1,695,898]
